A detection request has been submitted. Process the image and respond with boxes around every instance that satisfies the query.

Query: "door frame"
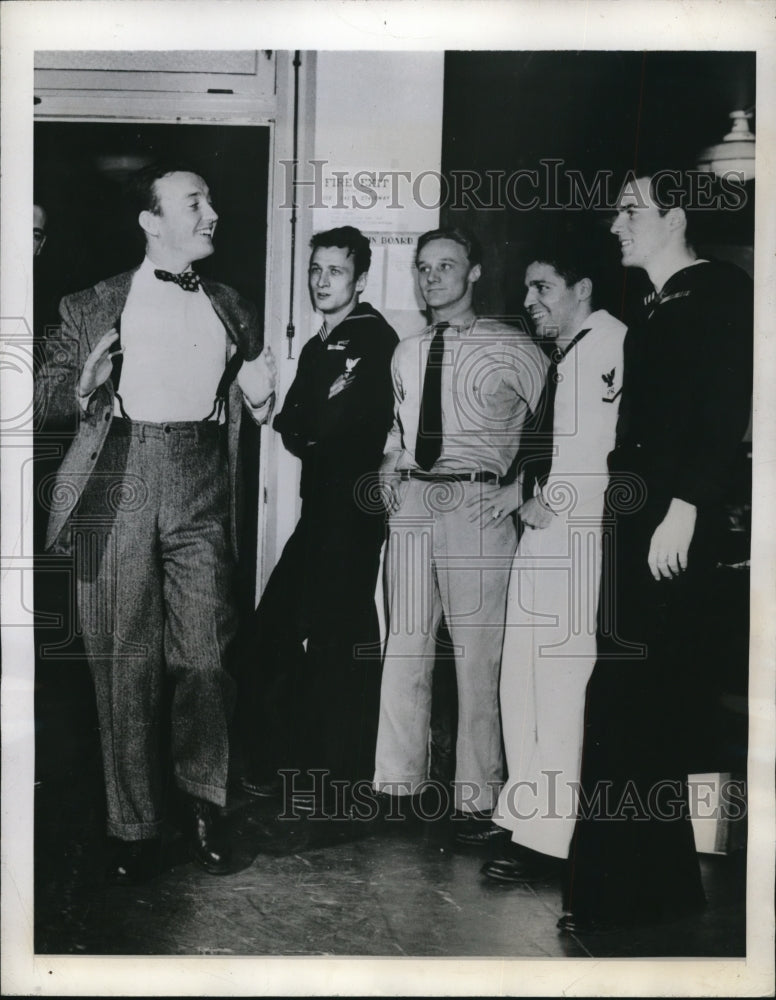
[33,49,319,599]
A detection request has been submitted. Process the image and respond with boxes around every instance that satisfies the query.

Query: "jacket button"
[104,412,110,421]
[90,452,97,460]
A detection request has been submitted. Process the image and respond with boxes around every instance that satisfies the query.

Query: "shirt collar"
[139,255,200,283]
[138,256,160,279]
[427,309,477,335]
[320,301,374,342]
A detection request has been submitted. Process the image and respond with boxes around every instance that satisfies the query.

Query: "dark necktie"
[525,327,591,495]
[154,268,201,292]
[415,322,448,471]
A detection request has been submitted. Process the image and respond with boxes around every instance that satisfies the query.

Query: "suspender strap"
[202,350,244,422]
[112,337,245,425]
[110,317,124,392]
[109,318,133,420]
[215,351,244,403]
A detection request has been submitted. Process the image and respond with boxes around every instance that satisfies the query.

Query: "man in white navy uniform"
[373,227,548,831]
[472,238,626,874]
[36,161,277,883]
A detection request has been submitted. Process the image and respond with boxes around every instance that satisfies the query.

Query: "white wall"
[263,51,444,586]
[312,50,444,339]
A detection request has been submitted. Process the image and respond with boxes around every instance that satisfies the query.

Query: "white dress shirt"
[112,257,227,422]
[385,317,548,477]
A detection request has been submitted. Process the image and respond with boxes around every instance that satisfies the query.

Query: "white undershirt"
[115,257,227,422]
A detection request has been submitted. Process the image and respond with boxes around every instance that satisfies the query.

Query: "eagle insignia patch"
[601,367,621,403]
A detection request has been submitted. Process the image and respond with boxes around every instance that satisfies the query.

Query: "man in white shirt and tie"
[36,161,276,883]
[373,228,547,834]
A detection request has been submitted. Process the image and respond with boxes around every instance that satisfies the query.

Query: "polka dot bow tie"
[154,268,201,292]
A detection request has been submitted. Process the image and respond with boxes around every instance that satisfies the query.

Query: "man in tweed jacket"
[36,161,276,883]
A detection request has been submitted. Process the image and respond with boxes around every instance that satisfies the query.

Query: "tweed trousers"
[73,419,237,840]
[374,480,516,813]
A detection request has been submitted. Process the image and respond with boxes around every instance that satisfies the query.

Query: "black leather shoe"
[557,912,618,935]
[188,797,233,875]
[481,854,559,883]
[285,786,358,820]
[106,838,163,886]
[291,788,320,811]
[558,897,705,934]
[454,818,510,846]
[240,775,282,799]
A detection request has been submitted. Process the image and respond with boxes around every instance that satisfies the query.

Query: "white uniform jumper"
[493,309,626,858]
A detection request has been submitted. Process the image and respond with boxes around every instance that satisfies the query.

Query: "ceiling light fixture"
[697,109,756,182]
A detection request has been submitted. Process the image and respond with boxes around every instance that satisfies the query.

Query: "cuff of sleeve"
[673,481,711,511]
[244,391,275,425]
[537,486,558,514]
[76,388,94,413]
[671,491,701,512]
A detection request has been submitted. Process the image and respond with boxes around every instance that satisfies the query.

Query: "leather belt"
[109,416,222,441]
[399,469,501,485]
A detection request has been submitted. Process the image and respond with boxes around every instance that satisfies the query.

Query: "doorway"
[33,121,271,725]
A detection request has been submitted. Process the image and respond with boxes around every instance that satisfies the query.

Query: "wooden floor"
[34,658,746,960]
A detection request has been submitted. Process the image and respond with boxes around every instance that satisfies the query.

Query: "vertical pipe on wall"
[285,50,301,359]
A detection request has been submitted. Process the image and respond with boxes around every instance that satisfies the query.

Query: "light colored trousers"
[493,501,604,857]
[374,480,516,813]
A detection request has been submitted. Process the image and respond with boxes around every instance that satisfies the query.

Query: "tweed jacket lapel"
[89,269,136,346]
[200,277,260,361]
[201,278,237,347]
